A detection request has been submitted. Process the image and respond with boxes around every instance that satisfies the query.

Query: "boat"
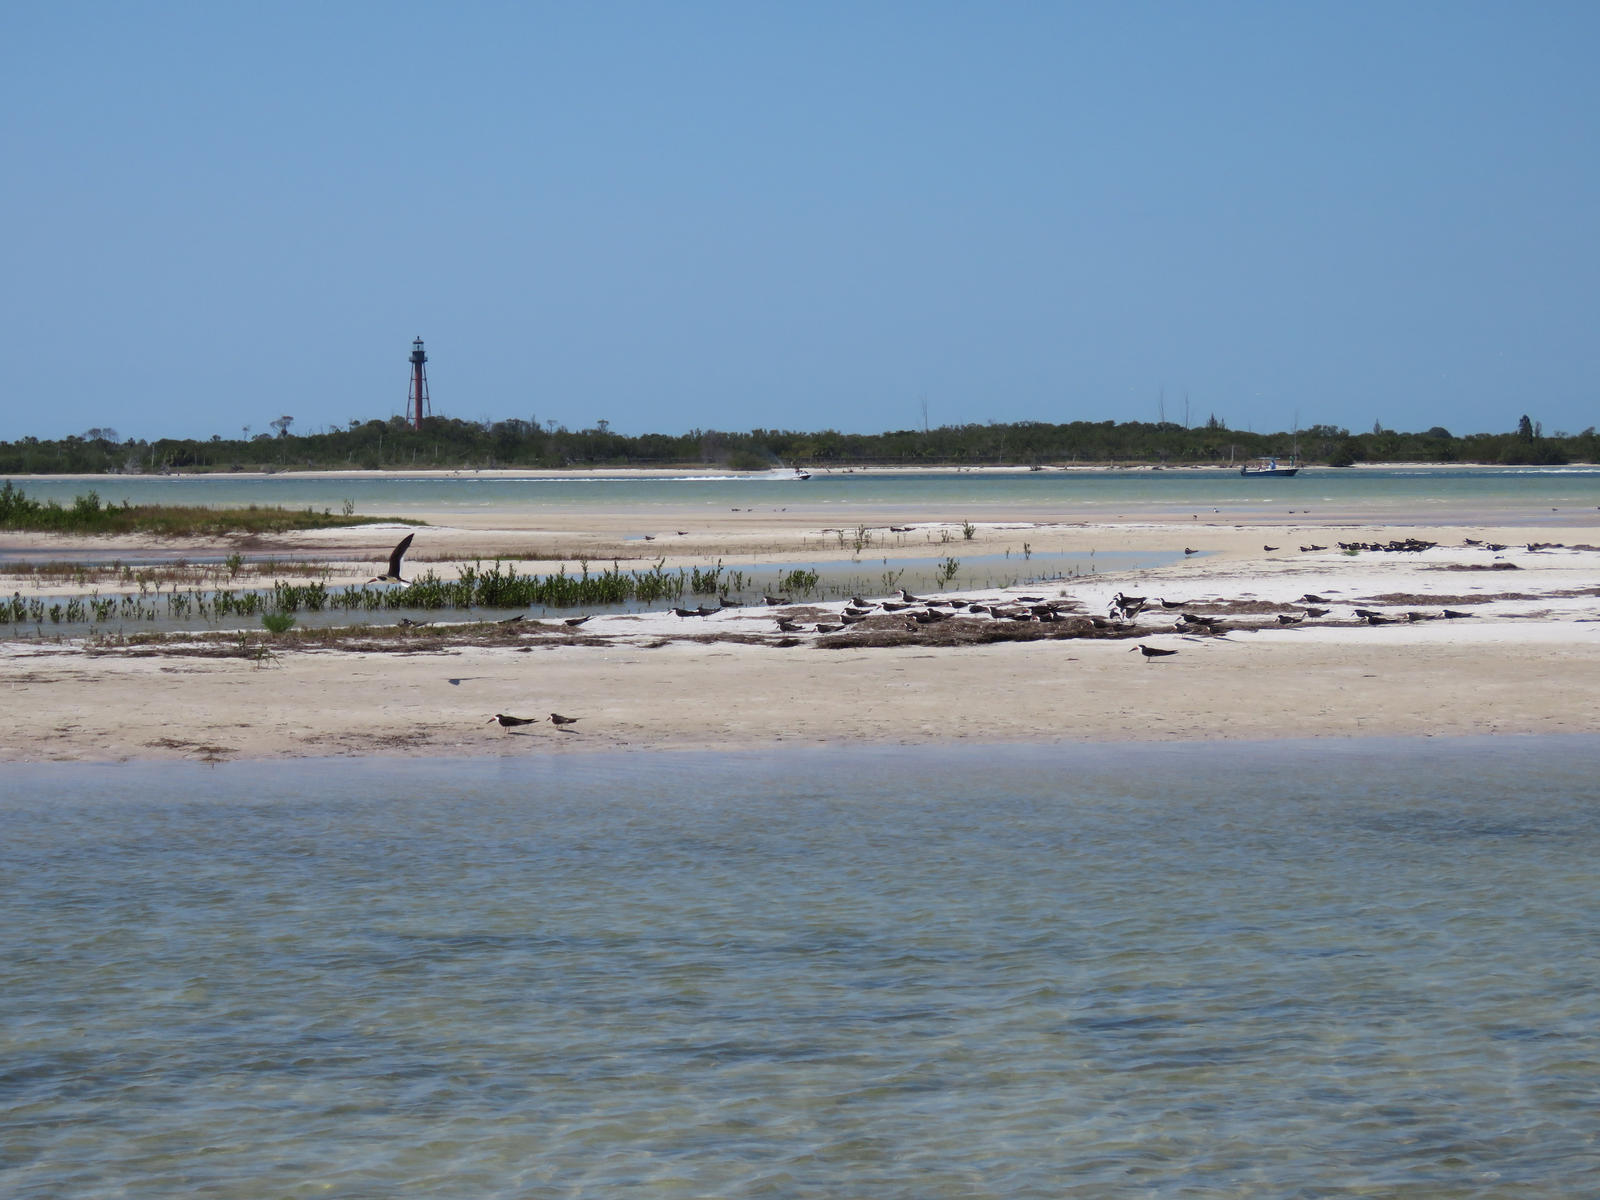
[1240,456,1299,477]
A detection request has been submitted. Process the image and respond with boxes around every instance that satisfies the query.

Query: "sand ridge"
[3,508,1598,762]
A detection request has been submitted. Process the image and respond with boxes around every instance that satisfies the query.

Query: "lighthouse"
[407,337,430,431]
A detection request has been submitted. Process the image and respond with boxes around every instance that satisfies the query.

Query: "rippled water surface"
[5,738,1600,1197]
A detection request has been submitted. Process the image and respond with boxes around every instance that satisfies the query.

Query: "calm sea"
[5,737,1599,1197]
[11,466,1600,524]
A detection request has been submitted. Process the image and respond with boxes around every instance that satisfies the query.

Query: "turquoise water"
[5,738,1599,1197]
[9,466,1600,523]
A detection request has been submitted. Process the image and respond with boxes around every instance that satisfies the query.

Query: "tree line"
[0,413,1590,474]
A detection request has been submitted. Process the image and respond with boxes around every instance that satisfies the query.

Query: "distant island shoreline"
[3,415,1587,475]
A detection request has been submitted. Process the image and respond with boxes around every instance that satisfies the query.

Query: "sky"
[4,1,1597,442]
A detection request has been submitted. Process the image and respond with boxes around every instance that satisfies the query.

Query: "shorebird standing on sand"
[487,713,537,732]
[549,712,580,729]
[369,532,415,583]
[1131,645,1178,662]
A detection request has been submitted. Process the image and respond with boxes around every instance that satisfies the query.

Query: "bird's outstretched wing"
[386,533,415,578]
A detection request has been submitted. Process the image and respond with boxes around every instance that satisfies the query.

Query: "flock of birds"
[357,528,1519,734]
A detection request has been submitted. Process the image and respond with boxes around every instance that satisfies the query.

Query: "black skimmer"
[549,712,580,729]
[487,713,536,732]
[1131,645,1178,661]
[897,589,924,603]
[1301,594,1330,603]
[1302,607,1331,618]
[762,594,790,606]
[775,617,802,632]
[369,532,415,583]
[1276,613,1304,625]
[1263,545,1279,552]
[718,596,744,607]
[1184,547,1198,555]
[673,607,705,618]
[1441,609,1476,619]
[815,622,843,633]
[563,615,592,627]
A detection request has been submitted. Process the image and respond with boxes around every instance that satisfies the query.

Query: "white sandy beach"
[3,499,1598,762]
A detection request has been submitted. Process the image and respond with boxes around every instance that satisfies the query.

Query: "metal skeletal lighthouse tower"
[407,337,431,430]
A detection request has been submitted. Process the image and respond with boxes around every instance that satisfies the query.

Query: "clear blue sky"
[5,2,1596,442]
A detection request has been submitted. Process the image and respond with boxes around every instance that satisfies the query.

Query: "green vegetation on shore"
[0,481,423,536]
[3,559,821,629]
[1,413,1589,475]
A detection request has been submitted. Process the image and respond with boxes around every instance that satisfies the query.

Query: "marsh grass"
[0,481,422,536]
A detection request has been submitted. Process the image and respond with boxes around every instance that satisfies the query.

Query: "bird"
[1110,595,1144,619]
[369,532,415,583]
[897,588,924,603]
[775,617,802,632]
[1276,612,1304,625]
[497,614,526,625]
[673,607,704,618]
[1184,547,1198,555]
[487,713,536,733]
[549,712,580,728]
[717,596,744,608]
[1301,593,1330,603]
[396,616,431,628]
[1441,609,1476,619]
[1302,607,1331,618]
[563,615,592,627]
[1131,645,1178,661]
[815,622,843,633]
[1263,545,1280,552]
[1157,597,1186,609]
[762,594,790,606]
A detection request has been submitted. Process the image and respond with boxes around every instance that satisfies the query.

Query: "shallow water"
[12,465,1600,524]
[4,738,1599,1196]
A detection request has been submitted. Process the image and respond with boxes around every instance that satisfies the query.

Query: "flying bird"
[369,532,415,583]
